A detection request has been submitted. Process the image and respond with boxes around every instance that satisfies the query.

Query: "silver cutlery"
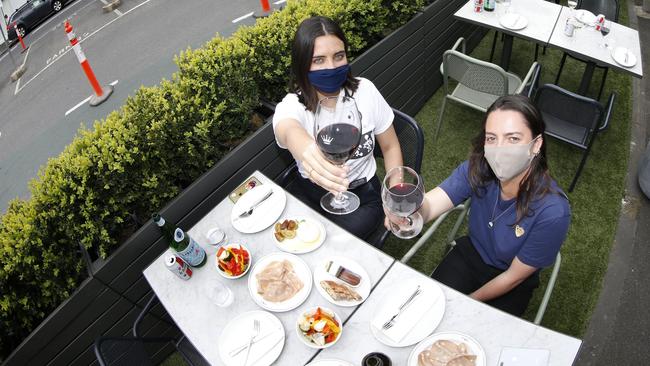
[242,319,260,366]
[247,335,284,366]
[382,285,421,329]
[236,190,274,219]
[228,331,274,357]
[624,50,629,64]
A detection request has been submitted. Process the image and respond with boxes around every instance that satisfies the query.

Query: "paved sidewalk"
[575,1,650,365]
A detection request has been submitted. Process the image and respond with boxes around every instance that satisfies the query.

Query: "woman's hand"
[300,142,349,194]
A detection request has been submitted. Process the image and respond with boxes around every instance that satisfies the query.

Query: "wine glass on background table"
[599,19,612,49]
[314,95,363,215]
[382,166,425,239]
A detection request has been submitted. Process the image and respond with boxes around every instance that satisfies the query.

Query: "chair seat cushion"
[542,112,589,148]
[451,74,522,110]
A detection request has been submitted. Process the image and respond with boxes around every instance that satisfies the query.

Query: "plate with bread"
[313,256,370,307]
[273,217,326,254]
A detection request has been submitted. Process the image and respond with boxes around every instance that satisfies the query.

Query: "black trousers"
[288,175,383,246]
[432,236,540,316]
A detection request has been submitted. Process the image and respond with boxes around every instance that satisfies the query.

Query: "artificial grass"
[382,1,632,339]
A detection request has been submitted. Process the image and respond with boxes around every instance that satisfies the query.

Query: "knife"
[247,335,284,366]
[228,331,276,357]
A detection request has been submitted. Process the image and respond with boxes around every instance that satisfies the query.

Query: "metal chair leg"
[434,98,448,140]
[555,53,568,84]
[569,149,591,192]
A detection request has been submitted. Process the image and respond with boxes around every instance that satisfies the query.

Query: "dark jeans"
[431,236,540,316]
[288,175,383,246]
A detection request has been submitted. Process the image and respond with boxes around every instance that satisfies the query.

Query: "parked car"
[6,0,74,41]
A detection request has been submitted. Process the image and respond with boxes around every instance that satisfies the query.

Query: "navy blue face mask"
[307,64,350,93]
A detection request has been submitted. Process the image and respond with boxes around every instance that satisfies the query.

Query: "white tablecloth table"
[143,172,394,365]
[454,0,564,70]
[312,261,582,366]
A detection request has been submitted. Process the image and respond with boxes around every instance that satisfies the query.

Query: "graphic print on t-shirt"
[350,131,373,160]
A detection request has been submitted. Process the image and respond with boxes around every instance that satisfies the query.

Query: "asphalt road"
[0,0,279,212]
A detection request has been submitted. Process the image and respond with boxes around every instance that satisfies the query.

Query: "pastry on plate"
[320,280,362,302]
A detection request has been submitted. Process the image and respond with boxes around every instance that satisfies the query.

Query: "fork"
[235,190,273,220]
[382,285,421,329]
[242,319,260,366]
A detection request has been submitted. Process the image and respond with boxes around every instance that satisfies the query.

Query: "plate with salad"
[296,306,343,349]
[216,243,251,279]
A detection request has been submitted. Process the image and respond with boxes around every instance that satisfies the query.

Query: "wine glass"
[382,166,425,239]
[314,95,362,215]
[567,0,577,16]
[599,19,611,49]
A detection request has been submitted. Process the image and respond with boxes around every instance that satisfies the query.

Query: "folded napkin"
[371,283,438,343]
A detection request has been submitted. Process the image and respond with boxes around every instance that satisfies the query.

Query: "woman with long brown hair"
[416,95,570,315]
[273,16,403,244]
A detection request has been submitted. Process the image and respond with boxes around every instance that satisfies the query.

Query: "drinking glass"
[381,166,425,239]
[567,0,577,16]
[206,280,234,307]
[314,95,363,215]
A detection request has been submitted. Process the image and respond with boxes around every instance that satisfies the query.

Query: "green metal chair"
[401,200,561,324]
[435,37,541,140]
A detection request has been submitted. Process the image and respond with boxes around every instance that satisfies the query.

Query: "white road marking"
[16,0,151,94]
[274,0,286,4]
[232,12,254,23]
[65,79,119,116]
[14,47,30,95]
[98,0,124,16]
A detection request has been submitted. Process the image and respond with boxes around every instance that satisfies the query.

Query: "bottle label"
[175,232,206,267]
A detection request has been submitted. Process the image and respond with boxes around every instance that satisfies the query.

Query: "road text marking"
[65,80,119,116]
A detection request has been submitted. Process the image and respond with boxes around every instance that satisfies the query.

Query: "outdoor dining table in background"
[143,171,583,365]
[549,6,644,94]
[454,0,564,70]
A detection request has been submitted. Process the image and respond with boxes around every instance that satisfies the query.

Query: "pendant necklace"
[488,187,516,229]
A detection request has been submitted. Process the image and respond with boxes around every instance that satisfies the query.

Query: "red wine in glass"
[387,183,425,216]
[316,124,361,165]
[382,166,425,239]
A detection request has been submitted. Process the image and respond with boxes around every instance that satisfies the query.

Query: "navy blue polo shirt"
[439,161,571,270]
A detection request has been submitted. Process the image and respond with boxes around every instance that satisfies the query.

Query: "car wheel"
[16,25,26,38]
[53,0,63,12]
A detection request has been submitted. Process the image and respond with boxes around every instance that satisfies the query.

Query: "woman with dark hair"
[413,94,570,316]
[273,16,403,243]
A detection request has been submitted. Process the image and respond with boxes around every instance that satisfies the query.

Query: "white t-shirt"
[272,77,394,184]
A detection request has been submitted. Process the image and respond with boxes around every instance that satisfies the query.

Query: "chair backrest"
[374,108,425,173]
[534,84,604,148]
[578,0,619,21]
[442,50,510,97]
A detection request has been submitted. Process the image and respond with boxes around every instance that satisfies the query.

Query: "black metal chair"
[94,293,207,366]
[555,0,619,100]
[277,108,425,248]
[534,84,616,192]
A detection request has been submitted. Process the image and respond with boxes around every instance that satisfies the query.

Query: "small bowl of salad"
[215,243,251,279]
[296,306,342,349]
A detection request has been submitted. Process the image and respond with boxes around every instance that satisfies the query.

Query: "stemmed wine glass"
[599,18,611,49]
[314,95,362,215]
[382,166,425,239]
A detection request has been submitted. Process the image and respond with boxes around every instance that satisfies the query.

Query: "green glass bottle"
[152,213,207,267]
[484,0,495,12]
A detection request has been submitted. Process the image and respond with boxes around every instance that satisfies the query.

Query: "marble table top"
[313,261,582,366]
[143,172,394,365]
[549,7,643,78]
[454,0,564,45]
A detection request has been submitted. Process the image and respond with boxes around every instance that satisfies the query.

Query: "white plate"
[407,331,486,366]
[611,47,637,68]
[231,184,287,234]
[218,310,285,366]
[313,256,370,307]
[574,9,596,25]
[499,13,528,30]
[370,278,446,347]
[296,306,343,349]
[307,359,355,366]
[248,252,313,312]
[215,243,251,279]
[272,217,327,254]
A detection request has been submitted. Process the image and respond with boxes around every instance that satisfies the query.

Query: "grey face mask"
[484,136,540,182]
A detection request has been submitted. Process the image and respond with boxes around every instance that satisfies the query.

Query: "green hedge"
[0,0,423,358]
